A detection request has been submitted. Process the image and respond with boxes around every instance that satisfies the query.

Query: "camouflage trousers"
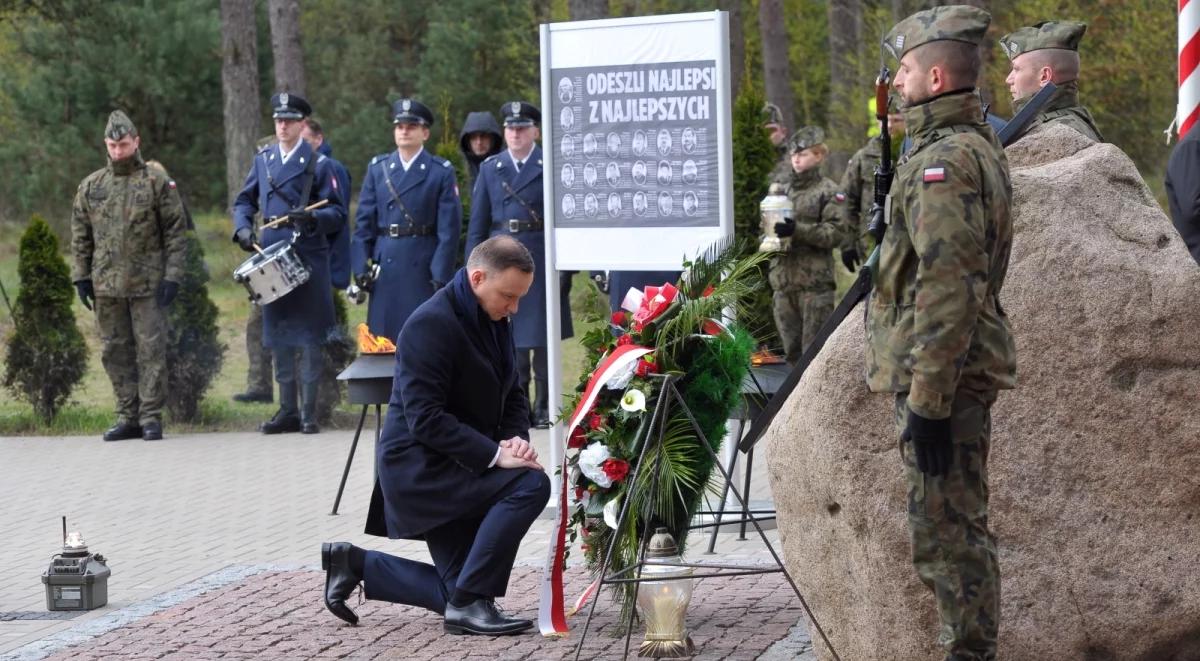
[772,288,834,362]
[894,389,1000,661]
[95,296,166,425]
[245,303,273,395]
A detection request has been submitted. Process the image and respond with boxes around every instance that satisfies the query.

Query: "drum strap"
[265,151,318,211]
[500,180,541,225]
[381,171,419,229]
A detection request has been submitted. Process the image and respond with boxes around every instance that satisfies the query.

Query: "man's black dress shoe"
[321,542,360,625]
[141,421,163,441]
[103,421,142,442]
[301,422,320,434]
[232,391,273,404]
[260,411,301,434]
[532,417,552,430]
[444,598,533,635]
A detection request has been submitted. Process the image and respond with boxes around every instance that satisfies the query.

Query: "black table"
[705,362,788,551]
[330,353,394,515]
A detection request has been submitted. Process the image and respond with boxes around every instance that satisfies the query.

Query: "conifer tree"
[166,233,226,421]
[731,80,781,346]
[3,215,88,423]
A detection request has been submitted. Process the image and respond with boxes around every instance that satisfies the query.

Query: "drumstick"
[252,243,265,256]
[261,199,330,230]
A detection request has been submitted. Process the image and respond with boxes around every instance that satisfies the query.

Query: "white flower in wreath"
[578,442,613,488]
[604,359,638,390]
[603,496,622,530]
[620,388,646,413]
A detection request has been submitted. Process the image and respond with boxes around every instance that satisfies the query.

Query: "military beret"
[789,126,825,153]
[105,110,137,141]
[271,92,311,120]
[883,5,991,61]
[762,102,784,126]
[999,21,1087,61]
[392,98,434,126]
[501,101,540,127]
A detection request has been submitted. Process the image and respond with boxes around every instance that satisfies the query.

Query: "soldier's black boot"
[300,381,320,434]
[141,420,163,441]
[262,381,301,434]
[321,542,361,625]
[103,420,142,442]
[232,391,273,404]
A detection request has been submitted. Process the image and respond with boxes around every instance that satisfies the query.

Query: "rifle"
[739,78,1057,454]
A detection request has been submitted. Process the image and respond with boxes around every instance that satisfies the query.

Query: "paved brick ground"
[30,566,803,660]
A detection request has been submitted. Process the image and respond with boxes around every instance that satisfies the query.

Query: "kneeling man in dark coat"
[322,235,549,635]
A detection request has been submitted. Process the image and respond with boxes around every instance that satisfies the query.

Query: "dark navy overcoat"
[233,140,347,348]
[353,149,462,342]
[318,142,353,289]
[364,282,531,540]
[465,145,572,348]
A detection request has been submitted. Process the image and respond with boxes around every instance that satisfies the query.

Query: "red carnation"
[587,412,605,430]
[601,458,630,483]
[616,334,633,346]
[567,426,587,449]
[611,310,628,325]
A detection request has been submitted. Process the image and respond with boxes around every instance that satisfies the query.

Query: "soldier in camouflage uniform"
[838,96,905,272]
[1000,21,1102,143]
[763,102,793,186]
[868,7,1017,660]
[767,126,846,362]
[71,111,188,442]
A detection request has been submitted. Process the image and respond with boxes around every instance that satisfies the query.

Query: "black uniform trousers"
[516,348,549,422]
[362,467,550,614]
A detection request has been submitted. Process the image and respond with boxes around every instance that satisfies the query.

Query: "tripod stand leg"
[330,404,369,515]
[739,447,755,540]
[706,417,743,554]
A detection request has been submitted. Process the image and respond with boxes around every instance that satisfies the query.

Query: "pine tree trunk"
[268,0,306,96]
[219,0,261,207]
[758,0,794,131]
[568,0,608,20]
[719,0,745,98]
[827,0,863,174]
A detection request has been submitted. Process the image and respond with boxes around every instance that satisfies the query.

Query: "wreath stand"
[571,373,842,661]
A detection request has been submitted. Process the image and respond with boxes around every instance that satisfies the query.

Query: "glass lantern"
[758,184,793,253]
[635,527,696,658]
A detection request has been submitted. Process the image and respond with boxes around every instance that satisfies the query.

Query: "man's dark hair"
[467,235,535,274]
[914,41,982,88]
[303,117,324,136]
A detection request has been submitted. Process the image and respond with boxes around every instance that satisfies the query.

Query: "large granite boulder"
[765,123,1200,660]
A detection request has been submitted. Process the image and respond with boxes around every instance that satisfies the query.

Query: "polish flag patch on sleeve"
[923,166,947,183]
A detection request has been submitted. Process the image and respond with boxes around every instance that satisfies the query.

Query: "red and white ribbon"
[1181,0,1200,136]
[539,343,653,637]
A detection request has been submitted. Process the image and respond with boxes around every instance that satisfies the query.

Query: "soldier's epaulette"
[482,154,500,165]
[369,153,390,167]
[256,144,274,156]
[436,157,452,169]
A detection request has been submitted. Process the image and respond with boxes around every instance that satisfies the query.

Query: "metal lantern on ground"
[42,529,110,611]
[758,184,792,253]
[635,527,695,658]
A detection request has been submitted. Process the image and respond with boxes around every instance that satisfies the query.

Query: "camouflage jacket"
[865,91,1017,419]
[839,133,907,255]
[71,152,188,297]
[768,167,844,293]
[1012,80,1102,142]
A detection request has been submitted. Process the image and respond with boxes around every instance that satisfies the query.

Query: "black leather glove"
[156,280,179,308]
[289,209,318,235]
[774,218,796,238]
[234,227,257,253]
[902,409,953,477]
[74,279,95,311]
[355,272,374,293]
[841,248,860,272]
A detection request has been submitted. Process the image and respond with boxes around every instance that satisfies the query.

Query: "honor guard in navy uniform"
[232,92,348,435]
[302,118,353,290]
[465,102,573,429]
[352,98,462,343]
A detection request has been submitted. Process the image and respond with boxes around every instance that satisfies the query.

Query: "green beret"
[104,110,137,141]
[883,5,991,61]
[999,21,1087,61]
[789,126,825,153]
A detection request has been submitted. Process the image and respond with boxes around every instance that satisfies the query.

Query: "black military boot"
[141,420,163,441]
[261,410,301,434]
[321,542,361,625]
[103,420,142,442]
[232,391,273,404]
[300,381,320,434]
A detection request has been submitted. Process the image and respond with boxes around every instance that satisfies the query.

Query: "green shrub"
[3,215,88,423]
[166,233,226,422]
[731,82,781,348]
